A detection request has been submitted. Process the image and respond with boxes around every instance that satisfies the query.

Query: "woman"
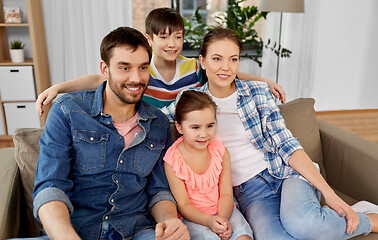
[162,27,378,239]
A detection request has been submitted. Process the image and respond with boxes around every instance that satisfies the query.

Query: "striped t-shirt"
[142,55,201,108]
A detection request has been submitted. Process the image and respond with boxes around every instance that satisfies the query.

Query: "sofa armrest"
[318,120,378,204]
[0,147,21,239]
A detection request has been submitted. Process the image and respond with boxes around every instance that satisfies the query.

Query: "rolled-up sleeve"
[33,187,74,222]
[33,102,74,221]
[264,85,303,164]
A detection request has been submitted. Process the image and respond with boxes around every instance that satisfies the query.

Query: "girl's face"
[146,27,184,63]
[199,39,240,98]
[175,107,216,151]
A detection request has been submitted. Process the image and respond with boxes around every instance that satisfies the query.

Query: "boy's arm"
[38,201,81,240]
[36,74,104,116]
[236,71,286,104]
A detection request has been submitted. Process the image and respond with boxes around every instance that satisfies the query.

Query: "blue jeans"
[233,169,372,240]
[99,222,155,240]
[182,208,253,240]
[9,223,155,240]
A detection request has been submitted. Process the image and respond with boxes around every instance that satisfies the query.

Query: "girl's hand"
[217,217,232,240]
[208,215,228,235]
[36,86,58,116]
[324,191,359,235]
[266,79,286,104]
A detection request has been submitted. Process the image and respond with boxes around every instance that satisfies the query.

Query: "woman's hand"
[36,86,58,116]
[324,191,359,235]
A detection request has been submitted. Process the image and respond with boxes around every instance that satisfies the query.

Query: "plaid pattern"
[162,79,303,179]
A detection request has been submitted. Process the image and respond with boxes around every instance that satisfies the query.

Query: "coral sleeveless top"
[163,136,225,215]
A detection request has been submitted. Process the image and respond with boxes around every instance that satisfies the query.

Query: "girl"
[163,90,252,240]
[162,27,378,239]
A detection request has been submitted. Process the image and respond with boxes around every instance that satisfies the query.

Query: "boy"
[36,7,285,115]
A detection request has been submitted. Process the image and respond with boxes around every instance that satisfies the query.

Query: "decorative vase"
[10,49,25,63]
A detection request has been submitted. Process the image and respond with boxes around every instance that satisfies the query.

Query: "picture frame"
[3,7,22,23]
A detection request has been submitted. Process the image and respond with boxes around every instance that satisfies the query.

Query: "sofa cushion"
[278,98,326,178]
[13,128,43,237]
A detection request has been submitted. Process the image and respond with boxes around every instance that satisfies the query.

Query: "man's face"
[102,46,150,105]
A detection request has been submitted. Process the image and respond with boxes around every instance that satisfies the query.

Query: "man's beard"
[107,72,147,104]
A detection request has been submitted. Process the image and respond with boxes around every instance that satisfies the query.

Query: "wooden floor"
[0,109,377,148]
[316,109,378,144]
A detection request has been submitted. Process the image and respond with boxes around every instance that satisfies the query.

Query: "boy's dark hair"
[100,26,152,65]
[175,90,217,124]
[200,27,242,58]
[145,7,184,38]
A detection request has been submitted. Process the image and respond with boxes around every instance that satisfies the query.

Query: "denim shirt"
[162,79,303,180]
[33,82,175,239]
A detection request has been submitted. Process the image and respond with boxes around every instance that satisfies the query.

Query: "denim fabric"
[33,82,174,240]
[182,208,253,240]
[99,222,155,240]
[234,169,372,240]
[162,79,303,179]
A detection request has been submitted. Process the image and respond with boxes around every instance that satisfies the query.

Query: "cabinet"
[0,0,50,139]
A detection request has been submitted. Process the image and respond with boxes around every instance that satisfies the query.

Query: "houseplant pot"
[10,49,25,63]
[9,40,25,63]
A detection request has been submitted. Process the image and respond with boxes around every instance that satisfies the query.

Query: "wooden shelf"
[0,0,51,137]
[0,23,29,27]
[0,58,33,66]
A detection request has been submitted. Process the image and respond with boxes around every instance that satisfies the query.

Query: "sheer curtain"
[261,0,320,102]
[41,0,132,85]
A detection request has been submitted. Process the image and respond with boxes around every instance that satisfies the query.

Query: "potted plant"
[183,0,291,67]
[9,40,25,63]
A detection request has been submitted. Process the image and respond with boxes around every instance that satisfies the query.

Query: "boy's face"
[147,27,184,62]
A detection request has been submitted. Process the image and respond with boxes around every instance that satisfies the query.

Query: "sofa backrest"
[12,97,324,237]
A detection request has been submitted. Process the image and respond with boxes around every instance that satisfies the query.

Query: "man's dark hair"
[100,26,152,65]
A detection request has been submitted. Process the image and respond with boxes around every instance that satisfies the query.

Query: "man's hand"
[155,218,189,240]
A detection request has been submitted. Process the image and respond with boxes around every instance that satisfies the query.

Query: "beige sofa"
[0,98,377,239]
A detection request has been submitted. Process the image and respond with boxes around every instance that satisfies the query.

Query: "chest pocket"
[134,138,165,175]
[73,130,110,172]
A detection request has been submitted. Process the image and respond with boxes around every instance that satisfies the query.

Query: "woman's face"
[199,39,240,98]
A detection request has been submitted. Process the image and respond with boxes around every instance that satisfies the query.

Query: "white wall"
[311,0,378,111]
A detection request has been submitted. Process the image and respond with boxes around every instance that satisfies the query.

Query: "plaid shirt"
[162,79,303,180]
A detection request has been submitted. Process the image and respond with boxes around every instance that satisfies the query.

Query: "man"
[33,27,189,240]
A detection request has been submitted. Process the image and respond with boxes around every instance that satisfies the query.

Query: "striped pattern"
[143,55,201,108]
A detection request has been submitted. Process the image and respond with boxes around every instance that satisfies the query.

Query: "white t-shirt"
[210,91,266,186]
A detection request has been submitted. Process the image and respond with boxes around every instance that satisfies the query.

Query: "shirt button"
[120,136,122,139]
[115,180,119,183]
[107,121,111,124]
[90,137,94,141]
[105,216,109,220]
[150,144,154,148]
[111,199,114,203]
[120,160,123,164]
